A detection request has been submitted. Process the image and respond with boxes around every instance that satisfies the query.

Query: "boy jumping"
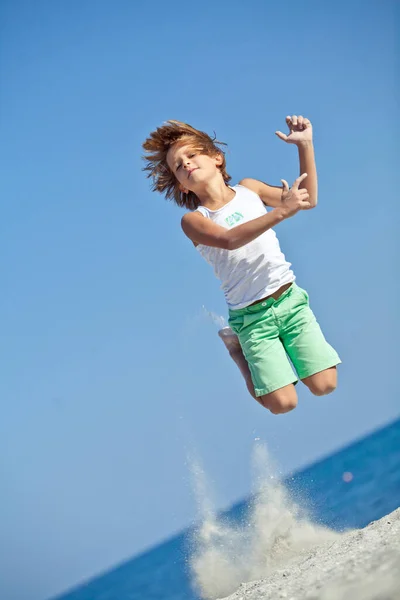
[142,116,341,415]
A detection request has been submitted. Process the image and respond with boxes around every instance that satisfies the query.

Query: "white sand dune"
[217,508,400,600]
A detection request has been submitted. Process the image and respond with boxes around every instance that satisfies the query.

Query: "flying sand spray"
[189,443,338,600]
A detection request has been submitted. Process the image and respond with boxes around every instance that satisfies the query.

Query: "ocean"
[52,417,400,600]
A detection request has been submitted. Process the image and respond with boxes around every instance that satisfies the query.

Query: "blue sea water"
[52,418,400,600]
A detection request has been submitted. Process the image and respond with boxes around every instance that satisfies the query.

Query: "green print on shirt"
[225,212,244,227]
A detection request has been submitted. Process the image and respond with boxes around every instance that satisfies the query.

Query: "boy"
[142,116,341,415]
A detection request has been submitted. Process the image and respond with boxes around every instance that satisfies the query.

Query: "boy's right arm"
[182,208,288,250]
[181,174,310,250]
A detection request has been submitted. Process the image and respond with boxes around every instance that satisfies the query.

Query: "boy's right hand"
[280,173,311,217]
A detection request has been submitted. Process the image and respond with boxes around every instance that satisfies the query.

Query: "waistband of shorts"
[228,282,297,317]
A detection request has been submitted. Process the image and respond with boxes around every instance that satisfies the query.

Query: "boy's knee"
[261,387,298,415]
[268,398,298,414]
[304,368,337,396]
[310,382,337,396]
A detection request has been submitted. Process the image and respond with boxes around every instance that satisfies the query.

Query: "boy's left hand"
[275,115,313,145]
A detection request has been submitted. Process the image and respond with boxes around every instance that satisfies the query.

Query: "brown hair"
[142,120,231,210]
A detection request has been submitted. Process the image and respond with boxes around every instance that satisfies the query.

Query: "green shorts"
[228,283,341,397]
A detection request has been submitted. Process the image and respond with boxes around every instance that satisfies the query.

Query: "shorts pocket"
[228,313,244,335]
[293,285,309,305]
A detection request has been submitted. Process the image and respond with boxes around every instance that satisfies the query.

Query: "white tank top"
[195,184,295,310]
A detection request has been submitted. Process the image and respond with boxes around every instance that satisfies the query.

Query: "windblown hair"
[142,120,231,210]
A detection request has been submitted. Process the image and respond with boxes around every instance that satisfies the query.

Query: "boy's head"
[142,120,230,210]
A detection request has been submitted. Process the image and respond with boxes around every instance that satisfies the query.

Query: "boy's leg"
[258,384,298,414]
[301,367,337,396]
[218,327,298,414]
[279,285,341,395]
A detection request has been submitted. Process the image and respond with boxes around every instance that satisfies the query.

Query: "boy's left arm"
[240,115,318,209]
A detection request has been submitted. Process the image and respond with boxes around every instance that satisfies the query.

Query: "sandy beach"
[217,508,400,600]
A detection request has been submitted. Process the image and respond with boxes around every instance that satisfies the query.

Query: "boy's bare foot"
[218,327,257,399]
[218,326,242,353]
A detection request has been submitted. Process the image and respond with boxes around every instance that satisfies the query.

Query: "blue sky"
[0,1,398,599]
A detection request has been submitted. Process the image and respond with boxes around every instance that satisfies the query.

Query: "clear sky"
[0,1,398,599]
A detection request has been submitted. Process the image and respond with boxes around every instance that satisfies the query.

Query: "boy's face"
[166,143,223,192]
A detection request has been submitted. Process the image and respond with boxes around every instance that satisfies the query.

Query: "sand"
[217,508,400,600]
